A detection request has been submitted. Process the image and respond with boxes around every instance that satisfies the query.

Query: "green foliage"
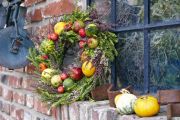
[48,43,65,69]
[60,30,79,44]
[28,42,65,71]
[151,0,180,21]
[37,77,95,106]
[150,29,180,88]
[62,9,89,22]
[27,48,40,68]
[98,32,118,61]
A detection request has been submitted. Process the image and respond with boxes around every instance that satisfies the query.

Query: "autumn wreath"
[28,9,118,107]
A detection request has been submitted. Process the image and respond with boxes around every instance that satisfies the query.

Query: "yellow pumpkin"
[134,95,160,117]
[82,61,96,77]
[54,22,66,35]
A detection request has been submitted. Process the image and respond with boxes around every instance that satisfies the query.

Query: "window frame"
[87,0,180,93]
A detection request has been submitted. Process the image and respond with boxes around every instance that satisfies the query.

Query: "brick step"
[91,104,167,120]
[59,100,180,120]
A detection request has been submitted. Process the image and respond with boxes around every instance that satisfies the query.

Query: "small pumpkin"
[115,89,137,115]
[39,63,47,73]
[82,61,96,77]
[134,95,160,117]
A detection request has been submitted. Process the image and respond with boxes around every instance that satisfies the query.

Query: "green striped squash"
[115,92,137,115]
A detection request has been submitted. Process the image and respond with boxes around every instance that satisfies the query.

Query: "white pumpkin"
[115,89,137,115]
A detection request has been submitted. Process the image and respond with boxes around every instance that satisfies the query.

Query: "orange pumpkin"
[39,63,47,72]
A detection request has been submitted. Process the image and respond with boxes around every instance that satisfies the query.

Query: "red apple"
[50,33,59,41]
[70,67,83,80]
[41,55,49,60]
[79,28,86,38]
[87,38,98,48]
[64,23,72,31]
[79,40,86,48]
[73,21,85,32]
[48,34,51,39]
[60,72,69,81]
[57,86,64,93]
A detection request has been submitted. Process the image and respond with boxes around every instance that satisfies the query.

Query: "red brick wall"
[0,0,86,120]
[0,72,54,120]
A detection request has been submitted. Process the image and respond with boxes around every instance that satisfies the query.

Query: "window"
[88,0,180,93]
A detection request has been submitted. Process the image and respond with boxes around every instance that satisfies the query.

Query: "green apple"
[51,75,62,87]
[87,38,98,48]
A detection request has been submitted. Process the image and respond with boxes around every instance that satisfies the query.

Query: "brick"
[14,68,25,73]
[116,115,167,120]
[22,77,36,91]
[24,111,32,120]
[13,92,26,105]
[25,64,36,74]
[0,67,7,71]
[0,114,6,120]
[79,101,109,120]
[27,8,43,22]
[42,0,75,18]
[2,88,13,102]
[10,105,24,120]
[0,100,3,111]
[0,74,22,88]
[26,94,34,108]
[2,102,10,115]
[0,74,8,85]
[51,107,59,120]
[31,23,54,43]
[26,23,54,44]
[24,0,45,7]
[8,76,23,89]
[92,106,116,120]
[34,117,52,120]
[34,97,51,116]
[61,105,69,120]
[69,102,81,120]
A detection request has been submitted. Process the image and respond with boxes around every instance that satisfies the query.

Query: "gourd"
[134,95,160,117]
[115,89,137,115]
